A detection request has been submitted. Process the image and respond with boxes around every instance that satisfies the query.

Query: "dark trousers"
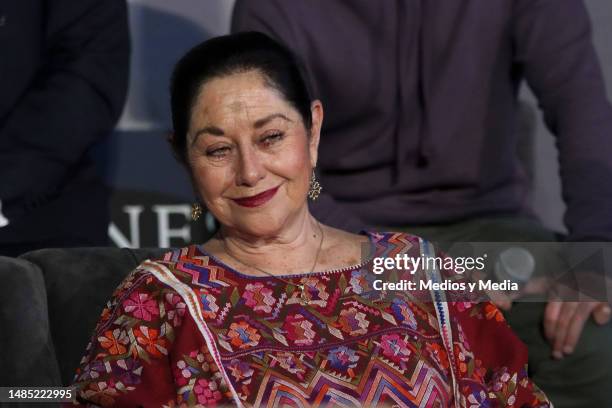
[393,216,612,408]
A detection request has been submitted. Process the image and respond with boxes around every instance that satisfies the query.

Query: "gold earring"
[191,203,202,221]
[308,171,322,200]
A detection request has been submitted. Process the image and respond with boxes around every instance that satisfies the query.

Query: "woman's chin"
[227,215,287,238]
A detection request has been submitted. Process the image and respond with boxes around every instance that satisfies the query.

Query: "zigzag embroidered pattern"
[73,232,550,407]
[157,233,455,407]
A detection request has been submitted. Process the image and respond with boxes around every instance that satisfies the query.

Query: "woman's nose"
[236,146,265,186]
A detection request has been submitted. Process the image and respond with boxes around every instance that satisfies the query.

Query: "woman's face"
[185,70,322,237]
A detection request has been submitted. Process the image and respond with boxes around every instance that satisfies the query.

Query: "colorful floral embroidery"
[271,351,307,380]
[379,334,412,364]
[283,313,317,346]
[200,292,220,319]
[163,293,186,327]
[485,303,505,322]
[73,233,551,407]
[122,291,159,321]
[326,346,360,372]
[193,378,224,405]
[337,307,370,336]
[227,321,261,349]
[80,381,119,406]
[299,277,330,307]
[227,359,254,383]
[348,270,379,299]
[391,298,418,330]
[112,358,143,386]
[98,329,129,356]
[242,282,276,313]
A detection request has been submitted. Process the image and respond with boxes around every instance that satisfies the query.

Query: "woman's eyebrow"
[253,113,293,128]
[191,125,224,146]
[191,113,292,145]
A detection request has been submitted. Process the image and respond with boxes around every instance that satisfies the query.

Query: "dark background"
[101,0,612,248]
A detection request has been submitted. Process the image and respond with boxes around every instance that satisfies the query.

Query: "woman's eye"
[206,146,231,158]
[261,132,284,147]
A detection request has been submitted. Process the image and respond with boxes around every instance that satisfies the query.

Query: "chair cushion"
[20,247,169,385]
[0,256,62,386]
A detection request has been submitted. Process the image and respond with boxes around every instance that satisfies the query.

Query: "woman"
[73,32,550,407]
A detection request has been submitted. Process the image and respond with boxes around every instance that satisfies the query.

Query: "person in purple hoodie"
[232,0,612,406]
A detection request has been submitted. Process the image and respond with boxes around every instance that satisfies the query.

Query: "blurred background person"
[232,0,612,406]
[0,0,130,257]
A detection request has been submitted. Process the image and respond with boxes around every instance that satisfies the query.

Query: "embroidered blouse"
[72,232,551,407]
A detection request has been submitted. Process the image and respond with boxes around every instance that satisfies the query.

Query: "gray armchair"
[0,247,168,387]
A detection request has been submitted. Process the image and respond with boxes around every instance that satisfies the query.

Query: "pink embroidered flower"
[242,282,276,313]
[379,334,412,363]
[122,292,159,321]
[227,321,261,349]
[337,307,370,336]
[193,378,223,405]
[164,293,186,327]
[283,314,316,346]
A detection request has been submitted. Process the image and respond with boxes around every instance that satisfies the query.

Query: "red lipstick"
[231,185,280,208]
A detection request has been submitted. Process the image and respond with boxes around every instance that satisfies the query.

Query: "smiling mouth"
[231,185,280,208]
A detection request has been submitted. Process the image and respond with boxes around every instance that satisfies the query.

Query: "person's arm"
[513,0,612,242]
[233,0,368,233]
[512,0,612,358]
[0,0,130,224]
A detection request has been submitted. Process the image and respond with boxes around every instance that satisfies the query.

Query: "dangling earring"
[308,170,322,200]
[191,203,202,221]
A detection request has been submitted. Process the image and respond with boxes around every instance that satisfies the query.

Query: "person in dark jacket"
[232,1,612,406]
[0,0,130,256]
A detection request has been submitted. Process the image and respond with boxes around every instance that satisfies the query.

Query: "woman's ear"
[309,100,324,168]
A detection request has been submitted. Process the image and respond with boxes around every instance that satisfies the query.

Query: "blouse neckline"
[196,230,376,280]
